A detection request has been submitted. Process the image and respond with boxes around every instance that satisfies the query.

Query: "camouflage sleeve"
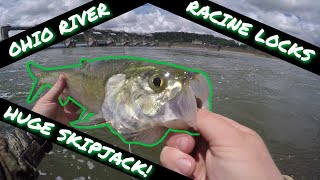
[0,125,53,180]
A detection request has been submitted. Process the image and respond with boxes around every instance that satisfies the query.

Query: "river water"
[0,47,319,179]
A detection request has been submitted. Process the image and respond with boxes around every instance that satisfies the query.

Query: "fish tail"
[26,61,47,104]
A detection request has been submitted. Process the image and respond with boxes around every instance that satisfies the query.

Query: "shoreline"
[157,43,278,60]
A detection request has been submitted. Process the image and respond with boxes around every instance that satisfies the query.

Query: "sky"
[0,0,319,46]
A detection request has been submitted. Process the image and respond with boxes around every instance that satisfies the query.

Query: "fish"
[27,57,210,144]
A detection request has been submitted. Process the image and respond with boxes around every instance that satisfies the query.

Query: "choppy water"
[0,47,319,179]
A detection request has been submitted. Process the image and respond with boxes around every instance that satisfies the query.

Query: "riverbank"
[157,42,277,60]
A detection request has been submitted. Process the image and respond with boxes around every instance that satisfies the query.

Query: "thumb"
[43,74,66,100]
[195,109,243,147]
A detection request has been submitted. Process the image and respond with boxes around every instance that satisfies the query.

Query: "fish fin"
[73,112,109,126]
[60,93,68,103]
[80,60,89,70]
[75,108,83,115]
[26,61,47,104]
[74,118,109,126]
[121,126,168,144]
[82,60,88,68]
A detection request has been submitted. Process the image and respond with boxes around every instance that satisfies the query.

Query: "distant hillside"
[152,32,246,47]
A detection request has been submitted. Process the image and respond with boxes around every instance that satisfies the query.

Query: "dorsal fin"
[80,60,88,69]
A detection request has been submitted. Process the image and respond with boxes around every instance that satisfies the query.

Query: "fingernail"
[176,137,189,150]
[176,158,192,175]
[58,74,63,82]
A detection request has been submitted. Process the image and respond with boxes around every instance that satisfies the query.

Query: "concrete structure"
[63,38,76,48]
[1,25,37,41]
[91,28,116,46]
[130,33,142,46]
[192,40,203,45]
[0,24,158,48]
[0,25,78,47]
[83,30,98,47]
[0,25,11,41]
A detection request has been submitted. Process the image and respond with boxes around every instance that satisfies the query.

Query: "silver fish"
[27,58,210,144]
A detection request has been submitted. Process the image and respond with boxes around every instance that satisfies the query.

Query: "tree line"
[152,32,252,48]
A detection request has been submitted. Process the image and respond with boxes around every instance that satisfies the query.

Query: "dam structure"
[0,25,158,48]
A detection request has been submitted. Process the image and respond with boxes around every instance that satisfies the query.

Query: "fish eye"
[148,74,167,92]
[153,77,162,87]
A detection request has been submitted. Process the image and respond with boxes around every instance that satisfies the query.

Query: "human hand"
[32,74,80,126]
[161,109,284,180]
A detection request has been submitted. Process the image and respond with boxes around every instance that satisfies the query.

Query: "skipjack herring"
[27,58,210,144]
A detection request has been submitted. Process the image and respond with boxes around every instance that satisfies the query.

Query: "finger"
[160,146,196,177]
[43,74,66,100]
[212,113,257,135]
[195,109,244,147]
[165,133,195,154]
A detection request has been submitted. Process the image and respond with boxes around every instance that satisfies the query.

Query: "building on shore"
[192,40,203,45]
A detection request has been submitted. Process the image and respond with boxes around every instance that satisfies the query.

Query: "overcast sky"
[0,0,319,46]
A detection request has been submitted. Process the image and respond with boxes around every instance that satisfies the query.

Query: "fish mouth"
[160,73,210,129]
[195,96,203,109]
